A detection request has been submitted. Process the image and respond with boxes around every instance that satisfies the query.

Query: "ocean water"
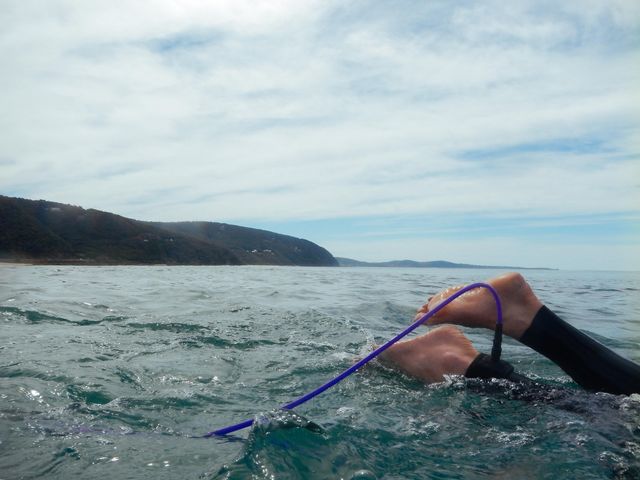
[1,266,639,479]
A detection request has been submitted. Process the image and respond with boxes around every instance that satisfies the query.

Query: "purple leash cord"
[205,282,503,437]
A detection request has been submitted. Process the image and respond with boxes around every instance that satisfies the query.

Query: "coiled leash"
[205,282,503,437]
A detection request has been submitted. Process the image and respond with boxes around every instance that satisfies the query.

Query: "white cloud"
[1,1,639,268]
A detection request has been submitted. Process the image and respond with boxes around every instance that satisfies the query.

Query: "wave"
[0,306,127,325]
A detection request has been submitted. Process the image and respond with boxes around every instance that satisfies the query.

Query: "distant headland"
[0,195,337,266]
[336,257,556,270]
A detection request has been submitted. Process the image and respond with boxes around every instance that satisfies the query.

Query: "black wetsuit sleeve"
[519,306,640,395]
[465,353,532,385]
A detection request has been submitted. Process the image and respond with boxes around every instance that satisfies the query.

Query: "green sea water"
[1,266,639,479]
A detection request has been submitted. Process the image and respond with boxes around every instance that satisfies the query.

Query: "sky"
[1,0,639,270]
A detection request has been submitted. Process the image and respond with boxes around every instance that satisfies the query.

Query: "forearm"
[519,306,640,395]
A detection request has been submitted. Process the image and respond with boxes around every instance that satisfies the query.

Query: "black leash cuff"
[465,353,515,380]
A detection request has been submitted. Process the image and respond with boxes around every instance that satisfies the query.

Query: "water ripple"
[1,266,638,479]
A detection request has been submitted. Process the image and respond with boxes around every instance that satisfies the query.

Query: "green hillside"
[0,195,337,266]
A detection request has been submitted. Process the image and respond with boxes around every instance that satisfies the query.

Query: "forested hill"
[148,221,337,266]
[0,195,338,266]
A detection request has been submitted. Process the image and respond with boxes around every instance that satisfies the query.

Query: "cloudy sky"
[2,1,639,270]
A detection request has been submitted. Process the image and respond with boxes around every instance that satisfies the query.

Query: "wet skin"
[381,273,543,382]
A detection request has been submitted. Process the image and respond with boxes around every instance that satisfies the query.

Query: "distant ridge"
[0,195,338,266]
[336,257,555,270]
